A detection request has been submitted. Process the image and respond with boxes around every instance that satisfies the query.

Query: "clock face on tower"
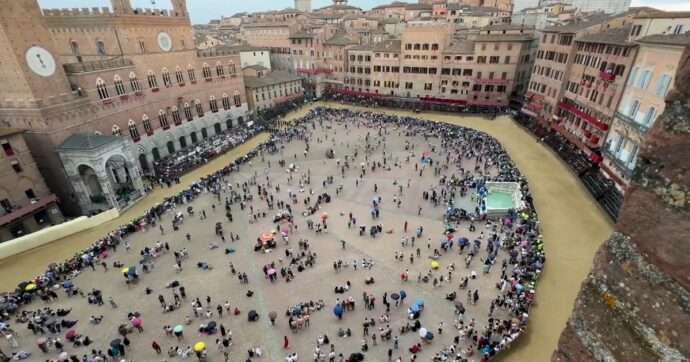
[25,46,56,77]
[157,32,173,52]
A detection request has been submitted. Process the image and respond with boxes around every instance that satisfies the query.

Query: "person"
[284,335,289,349]
[388,348,393,361]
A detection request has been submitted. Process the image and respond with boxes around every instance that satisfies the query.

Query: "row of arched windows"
[95,62,237,100]
[113,93,243,139]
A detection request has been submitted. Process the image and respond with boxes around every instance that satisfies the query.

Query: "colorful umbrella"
[193,342,206,352]
[121,268,129,274]
[131,317,141,328]
[260,233,273,242]
[431,261,439,269]
[173,325,183,333]
[409,304,420,313]
[333,304,343,316]
[267,268,276,275]
[25,283,37,292]
[416,299,424,307]
[418,327,428,338]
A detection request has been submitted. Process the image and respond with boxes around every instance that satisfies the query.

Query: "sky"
[38,0,690,24]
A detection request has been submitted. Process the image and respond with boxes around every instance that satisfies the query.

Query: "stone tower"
[110,0,133,14]
[0,0,72,101]
[295,0,311,12]
[552,46,690,361]
[171,0,189,17]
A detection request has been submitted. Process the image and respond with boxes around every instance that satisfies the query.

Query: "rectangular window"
[654,75,672,97]
[11,160,21,173]
[504,56,510,64]
[405,82,413,89]
[139,40,146,53]
[1,141,13,156]
[25,189,36,200]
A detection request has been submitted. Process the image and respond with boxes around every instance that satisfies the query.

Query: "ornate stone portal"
[58,134,145,215]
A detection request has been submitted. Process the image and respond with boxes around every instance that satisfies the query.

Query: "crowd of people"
[151,126,259,184]
[1,102,544,362]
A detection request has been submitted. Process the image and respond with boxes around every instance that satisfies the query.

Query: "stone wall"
[552,45,690,361]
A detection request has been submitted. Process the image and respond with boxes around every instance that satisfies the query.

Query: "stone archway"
[138,154,149,171]
[238,116,244,124]
[190,132,198,144]
[201,127,208,139]
[167,140,175,154]
[78,164,103,198]
[152,147,161,161]
[214,122,222,135]
[226,116,233,129]
[179,136,187,149]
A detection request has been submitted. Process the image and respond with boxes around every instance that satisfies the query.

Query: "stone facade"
[0,0,249,215]
[0,129,64,241]
[552,44,690,362]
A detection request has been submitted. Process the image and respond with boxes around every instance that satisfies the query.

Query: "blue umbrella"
[399,290,407,300]
[63,281,74,289]
[458,237,468,245]
[416,299,424,307]
[473,239,481,246]
[333,305,343,316]
[409,304,420,313]
[425,332,434,340]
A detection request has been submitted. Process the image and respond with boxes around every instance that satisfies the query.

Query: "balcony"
[0,194,59,226]
[297,68,334,75]
[559,101,608,131]
[63,57,134,74]
[473,78,509,85]
[599,71,616,82]
[601,148,633,178]
[615,111,651,135]
[196,48,239,58]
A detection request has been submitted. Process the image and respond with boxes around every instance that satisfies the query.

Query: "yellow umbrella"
[431,261,439,269]
[194,342,206,352]
[25,283,37,291]
[121,268,129,274]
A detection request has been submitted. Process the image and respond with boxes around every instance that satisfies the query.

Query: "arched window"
[112,125,122,136]
[222,93,231,110]
[96,78,109,100]
[171,106,181,124]
[233,91,241,107]
[175,67,184,83]
[96,39,106,55]
[209,95,218,112]
[147,70,158,89]
[114,75,126,96]
[229,61,236,74]
[187,65,196,81]
[158,110,169,127]
[195,100,204,117]
[128,119,139,138]
[216,62,225,77]
[142,115,153,134]
[162,68,172,86]
[183,103,193,120]
[202,64,212,79]
[129,72,141,92]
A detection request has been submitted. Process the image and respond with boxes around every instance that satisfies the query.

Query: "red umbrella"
[66,330,76,341]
